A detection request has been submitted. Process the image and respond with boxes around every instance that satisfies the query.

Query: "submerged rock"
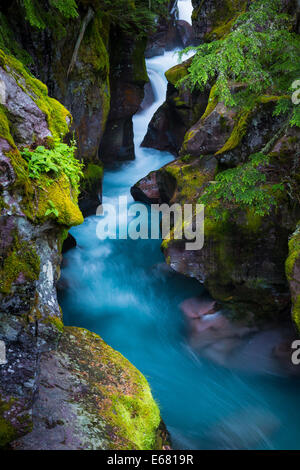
[180,297,217,318]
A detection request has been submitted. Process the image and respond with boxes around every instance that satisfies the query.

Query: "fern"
[49,0,78,19]
[21,140,84,194]
[45,200,59,217]
[178,0,300,126]
[199,153,285,217]
[21,0,170,36]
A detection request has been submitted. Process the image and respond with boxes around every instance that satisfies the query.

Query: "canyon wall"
[133,0,300,327]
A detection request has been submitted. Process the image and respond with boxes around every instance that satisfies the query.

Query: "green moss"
[81,11,110,76]
[43,315,64,333]
[200,84,219,121]
[62,327,162,450]
[216,109,252,155]
[0,398,18,448]
[164,159,208,203]
[258,95,286,104]
[182,129,197,153]
[286,225,300,281]
[292,295,300,333]
[206,16,238,41]
[245,208,263,233]
[132,38,148,84]
[284,225,300,331]
[165,59,192,86]
[0,233,40,295]
[36,174,84,226]
[82,163,103,194]
[7,148,83,227]
[109,383,160,450]
[0,103,16,148]
[200,0,247,42]
[0,48,71,141]
[0,13,33,66]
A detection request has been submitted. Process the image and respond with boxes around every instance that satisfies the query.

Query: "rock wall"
[99,32,148,164]
[133,1,300,324]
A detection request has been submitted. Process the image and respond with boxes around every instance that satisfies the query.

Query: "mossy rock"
[12,327,166,450]
[0,232,40,295]
[286,224,300,333]
[0,396,33,448]
[165,57,193,86]
[0,48,71,141]
[81,162,103,195]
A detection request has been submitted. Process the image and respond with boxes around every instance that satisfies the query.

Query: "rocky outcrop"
[135,0,300,325]
[142,58,210,155]
[0,1,110,212]
[133,89,300,320]
[11,328,166,450]
[0,49,166,450]
[142,0,252,158]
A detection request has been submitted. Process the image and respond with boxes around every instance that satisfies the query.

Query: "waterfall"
[177,0,193,24]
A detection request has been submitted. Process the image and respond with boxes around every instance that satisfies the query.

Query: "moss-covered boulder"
[286,225,300,333]
[11,327,167,450]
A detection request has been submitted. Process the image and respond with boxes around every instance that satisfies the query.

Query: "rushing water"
[58,1,300,450]
[177,0,193,23]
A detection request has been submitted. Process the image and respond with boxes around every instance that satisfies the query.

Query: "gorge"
[0,0,300,451]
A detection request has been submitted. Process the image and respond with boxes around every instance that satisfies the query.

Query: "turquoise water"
[58,49,300,450]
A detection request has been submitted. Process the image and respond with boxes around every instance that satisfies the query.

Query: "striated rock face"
[99,32,148,164]
[0,50,166,450]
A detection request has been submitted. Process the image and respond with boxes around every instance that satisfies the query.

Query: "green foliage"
[22,0,78,29]
[20,0,170,37]
[179,0,300,127]
[0,13,32,64]
[45,200,59,217]
[199,153,284,216]
[49,0,78,19]
[21,140,84,194]
[97,0,167,37]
